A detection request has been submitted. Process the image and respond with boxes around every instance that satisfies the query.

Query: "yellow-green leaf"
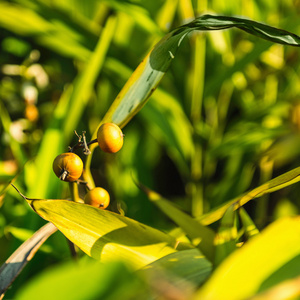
[139,248,212,289]
[199,166,300,225]
[92,14,300,134]
[137,183,215,261]
[214,204,238,266]
[31,199,191,269]
[194,217,300,300]
[239,207,260,239]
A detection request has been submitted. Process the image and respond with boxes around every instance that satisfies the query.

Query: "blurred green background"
[1,0,300,298]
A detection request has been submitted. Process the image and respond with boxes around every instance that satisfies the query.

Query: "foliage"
[1,0,300,299]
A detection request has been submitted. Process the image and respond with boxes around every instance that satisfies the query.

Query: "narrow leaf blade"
[195,217,300,300]
[199,166,300,225]
[0,222,57,298]
[137,183,215,261]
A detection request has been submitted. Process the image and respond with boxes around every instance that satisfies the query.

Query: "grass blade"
[137,182,215,261]
[199,165,300,225]
[194,217,300,300]
[214,204,238,266]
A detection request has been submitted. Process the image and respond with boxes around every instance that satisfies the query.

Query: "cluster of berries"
[52,123,124,210]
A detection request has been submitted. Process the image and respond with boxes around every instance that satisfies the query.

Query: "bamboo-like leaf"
[0,222,57,298]
[214,204,238,266]
[239,207,260,239]
[92,14,300,133]
[30,199,192,269]
[0,2,93,61]
[138,249,212,290]
[194,217,300,300]
[199,166,300,225]
[137,182,215,261]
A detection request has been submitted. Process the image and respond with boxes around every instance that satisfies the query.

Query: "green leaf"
[138,249,212,290]
[15,260,146,300]
[0,2,93,61]
[183,15,300,46]
[137,182,215,261]
[239,207,260,239]
[31,199,191,269]
[95,14,300,132]
[195,217,300,300]
[199,165,300,225]
[214,204,238,266]
[27,16,116,199]
[0,223,57,298]
[141,89,194,175]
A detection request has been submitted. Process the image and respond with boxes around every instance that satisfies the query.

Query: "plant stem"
[189,0,207,217]
[190,33,206,217]
[69,181,82,203]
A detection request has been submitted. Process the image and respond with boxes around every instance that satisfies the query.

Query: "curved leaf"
[31,199,192,269]
[0,222,57,298]
[214,204,238,266]
[194,217,300,300]
[137,182,215,261]
[139,248,212,289]
[94,14,300,132]
[199,165,300,225]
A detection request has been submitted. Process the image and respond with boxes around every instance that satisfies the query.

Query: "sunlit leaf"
[194,217,300,300]
[93,14,300,133]
[31,199,192,269]
[137,182,215,261]
[214,204,238,266]
[139,248,212,290]
[248,275,300,300]
[199,165,300,225]
[0,2,93,60]
[27,16,116,199]
[239,207,260,239]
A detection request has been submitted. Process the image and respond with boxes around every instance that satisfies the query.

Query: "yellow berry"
[97,123,123,153]
[84,187,110,209]
[53,152,83,182]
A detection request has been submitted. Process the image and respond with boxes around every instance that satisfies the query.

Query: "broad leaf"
[31,199,192,269]
[195,217,300,300]
[15,260,147,300]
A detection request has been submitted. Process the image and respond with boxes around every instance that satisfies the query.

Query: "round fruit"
[97,123,123,153]
[53,152,83,182]
[84,187,110,209]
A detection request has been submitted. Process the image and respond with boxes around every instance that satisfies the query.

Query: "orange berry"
[25,104,39,122]
[53,152,83,182]
[97,123,123,153]
[84,187,110,209]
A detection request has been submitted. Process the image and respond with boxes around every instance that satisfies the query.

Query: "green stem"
[69,182,82,203]
[190,33,206,217]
